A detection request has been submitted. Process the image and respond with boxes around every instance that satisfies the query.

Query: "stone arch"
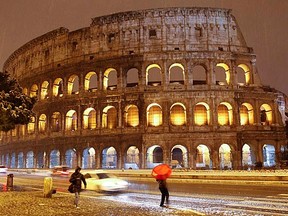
[66,110,77,131]
[82,147,96,169]
[38,114,47,133]
[147,103,163,126]
[83,108,97,129]
[169,63,184,84]
[215,63,230,85]
[30,84,39,98]
[263,144,276,167]
[237,64,251,85]
[170,103,186,126]
[196,144,211,169]
[102,106,117,129]
[194,102,210,125]
[40,81,49,100]
[260,104,273,125]
[219,143,232,169]
[126,68,139,87]
[125,146,140,169]
[67,74,79,95]
[124,104,139,127]
[37,151,46,168]
[103,68,117,90]
[218,102,233,125]
[102,147,117,169]
[192,65,207,85]
[171,144,188,168]
[52,78,64,97]
[26,151,34,168]
[147,145,163,168]
[240,103,254,125]
[84,71,98,92]
[242,144,253,167]
[17,152,24,168]
[27,116,35,134]
[50,149,60,168]
[65,149,77,168]
[51,112,61,132]
[146,64,162,86]
[10,152,16,168]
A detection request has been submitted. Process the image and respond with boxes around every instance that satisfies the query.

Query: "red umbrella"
[151,164,172,180]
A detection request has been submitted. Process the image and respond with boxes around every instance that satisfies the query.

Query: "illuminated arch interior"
[147,103,163,126]
[242,144,252,166]
[40,81,49,100]
[53,78,64,97]
[194,102,210,125]
[260,104,272,125]
[146,64,161,86]
[103,68,117,90]
[170,103,186,126]
[84,71,98,92]
[102,106,117,129]
[196,144,210,168]
[219,143,232,169]
[66,110,77,131]
[102,146,117,168]
[38,114,47,132]
[83,108,96,129]
[67,75,79,95]
[124,105,139,127]
[51,112,61,132]
[126,146,140,168]
[238,64,250,85]
[28,116,35,134]
[30,84,38,98]
[218,102,233,125]
[216,63,230,85]
[171,144,188,167]
[240,103,254,125]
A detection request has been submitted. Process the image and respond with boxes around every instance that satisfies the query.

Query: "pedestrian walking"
[157,179,169,207]
[69,166,87,208]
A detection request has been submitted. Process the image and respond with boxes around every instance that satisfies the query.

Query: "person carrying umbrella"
[151,164,172,207]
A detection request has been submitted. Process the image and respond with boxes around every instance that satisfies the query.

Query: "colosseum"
[1,7,287,170]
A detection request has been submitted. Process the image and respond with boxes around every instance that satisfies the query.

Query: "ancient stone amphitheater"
[1,7,287,170]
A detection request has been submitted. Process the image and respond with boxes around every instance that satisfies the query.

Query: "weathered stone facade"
[0,7,286,170]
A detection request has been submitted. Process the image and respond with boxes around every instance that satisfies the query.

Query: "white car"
[0,165,8,173]
[83,171,129,192]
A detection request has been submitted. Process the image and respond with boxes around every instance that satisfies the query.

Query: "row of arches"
[24,62,253,99]
[7,101,274,136]
[0,143,277,170]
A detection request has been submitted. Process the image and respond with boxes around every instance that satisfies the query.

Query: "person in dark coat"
[69,166,87,208]
[157,179,169,207]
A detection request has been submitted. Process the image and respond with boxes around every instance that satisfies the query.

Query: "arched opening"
[17,152,24,168]
[102,106,117,129]
[82,147,96,169]
[240,103,254,125]
[51,112,61,132]
[219,144,232,169]
[67,75,79,95]
[66,110,77,131]
[192,65,207,85]
[103,68,117,90]
[146,145,163,168]
[65,149,77,168]
[147,103,162,126]
[84,71,98,92]
[196,145,211,169]
[260,104,273,125]
[125,146,140,169]
[38,114,47,133]
[171,145,188,168]
[169,63,184,85]
[30,84,39,98]
[23,88,28,95]
[37,151,45,168]
[27,116,35,134]
[40,81,49,100]
[26,151,34,168]
[215,63,230,85]
[126,68,139,87]
[194,102,210,125]
[263,144,276,167]
[10,152,16,168]
[50,149,60,168]
[53,78,64,97]
[170,103,186,126]
[124,105,139,127]
[237,64,251,85]
[83,108,97,129]
[146,64,162,86]
[102,147,117,169]
[242,144,253,168]
[218,102,233,125]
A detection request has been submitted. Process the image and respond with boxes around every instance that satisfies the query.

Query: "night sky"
[0,0,287,94]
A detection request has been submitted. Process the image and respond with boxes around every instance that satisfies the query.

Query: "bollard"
[43,177,53,198]
[6,173,14,188]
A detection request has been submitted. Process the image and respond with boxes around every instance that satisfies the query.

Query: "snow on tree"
[0,71,36,132]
